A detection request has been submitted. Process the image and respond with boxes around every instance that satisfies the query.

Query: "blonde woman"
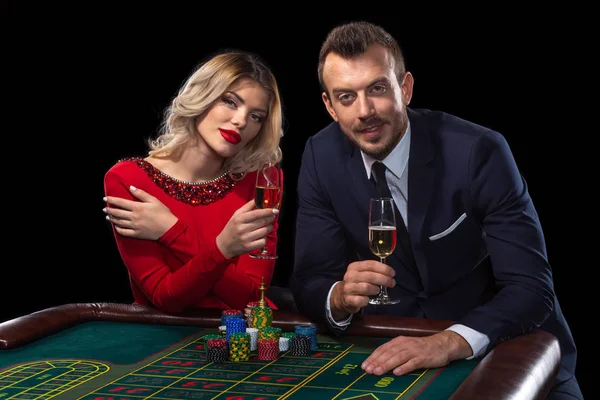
[103,51,284,312]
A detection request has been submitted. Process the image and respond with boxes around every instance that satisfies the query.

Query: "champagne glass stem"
[378,256,388,298]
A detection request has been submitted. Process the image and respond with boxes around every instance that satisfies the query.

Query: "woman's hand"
[104,186,177,240]
[216,199,279,258]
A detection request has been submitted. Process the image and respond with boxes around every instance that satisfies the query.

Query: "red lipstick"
[219,129,242,144]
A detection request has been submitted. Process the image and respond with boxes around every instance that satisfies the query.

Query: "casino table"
[0,303,559,399]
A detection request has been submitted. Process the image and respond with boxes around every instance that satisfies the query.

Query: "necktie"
[371,161,394,200]
[371,161,415,263]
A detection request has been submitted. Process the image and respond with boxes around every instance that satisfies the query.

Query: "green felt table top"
[0,321,478,399]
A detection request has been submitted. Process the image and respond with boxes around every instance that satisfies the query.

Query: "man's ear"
[322,92,338,122]
[401,71,414,105]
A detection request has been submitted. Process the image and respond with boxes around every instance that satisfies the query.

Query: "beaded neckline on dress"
[121,157,236,206]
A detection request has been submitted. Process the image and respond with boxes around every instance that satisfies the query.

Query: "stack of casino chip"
[258,327,281,341]
[202,334,222,345]
[244,301,259,327]
[245,327,258,351]
[252,306,273,329]
[279,337,290,352]
[206,338,228,363]
[229,332,251,362]
[280,333,295,351]
[257,338,279,360]
[221,309,243,326]
[295,324,318,351]
[290,334,312,356]
[225,317,246,342]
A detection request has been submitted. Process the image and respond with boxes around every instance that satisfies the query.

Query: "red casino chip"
[257,339,279,360]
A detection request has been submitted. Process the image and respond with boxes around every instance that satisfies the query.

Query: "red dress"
[104,157,280,312]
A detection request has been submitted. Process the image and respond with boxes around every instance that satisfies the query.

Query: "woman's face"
[196,78,271,159]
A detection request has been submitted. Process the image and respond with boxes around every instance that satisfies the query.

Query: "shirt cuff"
[446,324,489,359]
[325,281,352,328]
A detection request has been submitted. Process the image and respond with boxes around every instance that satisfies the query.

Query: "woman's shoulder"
[105,157,146,180]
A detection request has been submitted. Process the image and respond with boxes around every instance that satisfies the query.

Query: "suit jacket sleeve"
[292,138,351,329]
[460,130,555,348]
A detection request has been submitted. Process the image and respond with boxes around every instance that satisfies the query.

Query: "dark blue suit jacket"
[291,108,576,384]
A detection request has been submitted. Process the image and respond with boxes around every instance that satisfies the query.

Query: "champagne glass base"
[368,296,401,305]
[249,253,278,260]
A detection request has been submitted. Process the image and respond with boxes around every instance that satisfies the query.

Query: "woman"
[103,51,284,313]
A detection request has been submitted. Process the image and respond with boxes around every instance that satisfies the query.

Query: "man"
[291,21,581,399]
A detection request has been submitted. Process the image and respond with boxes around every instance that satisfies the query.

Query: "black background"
[6,5,591,396]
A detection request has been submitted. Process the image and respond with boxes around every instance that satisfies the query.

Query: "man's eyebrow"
[226,91,268,114]
[331,77,390,95]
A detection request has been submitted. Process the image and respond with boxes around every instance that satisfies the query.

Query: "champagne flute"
[249,162,282,260]
[368,197,400,305]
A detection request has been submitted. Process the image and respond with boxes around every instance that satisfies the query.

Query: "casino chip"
[221,309,243,326]
[295,324,318,351]
[206,338,228,363]
[229,332,251,362]
[279,337,290,352]
[258,339,279,360]
[290,335,312,356]
[225,317,246,341]
[246,327,258,351]
[252,306,273,328]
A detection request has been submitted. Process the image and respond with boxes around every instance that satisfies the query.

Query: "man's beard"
[360,130,400,159]
[354,111,407,160]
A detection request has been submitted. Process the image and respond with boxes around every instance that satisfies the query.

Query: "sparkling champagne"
[255,186,282,210]
[369,226,397,258]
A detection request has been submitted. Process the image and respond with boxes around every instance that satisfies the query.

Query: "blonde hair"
[148,51,283,175]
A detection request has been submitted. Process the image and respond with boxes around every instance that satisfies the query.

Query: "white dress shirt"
[325,121,490,359]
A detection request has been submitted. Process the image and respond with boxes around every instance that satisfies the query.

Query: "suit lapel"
[346,144,377,217]
[406,108,435,290]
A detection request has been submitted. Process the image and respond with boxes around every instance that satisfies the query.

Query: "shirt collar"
[361,120,411,180]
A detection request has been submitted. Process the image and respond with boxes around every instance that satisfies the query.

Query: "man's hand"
[361,330,473,376]
[104,186,177,240]
[330,260,396,320]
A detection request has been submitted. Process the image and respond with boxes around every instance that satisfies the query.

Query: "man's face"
[321,44,413,159]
